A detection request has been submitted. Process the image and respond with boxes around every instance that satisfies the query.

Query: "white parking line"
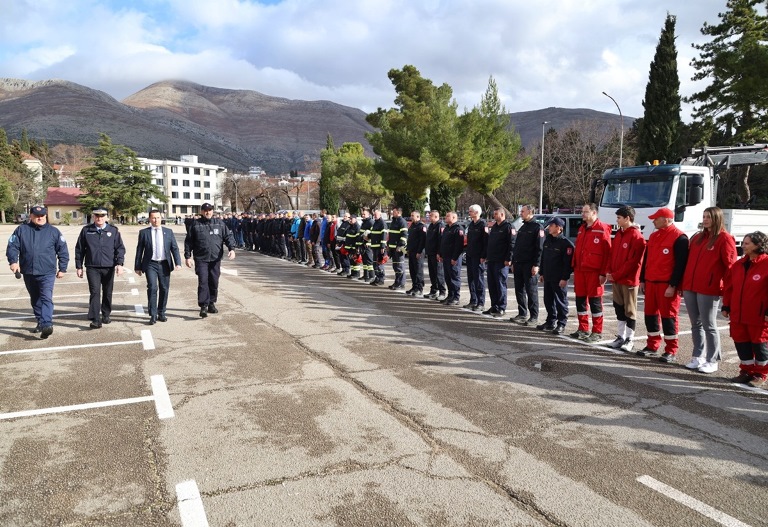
[220,267,238,276]
[1,308,138,322]
[637,475,752,527]
[135,304,145,314]
[0,291,140,301]
[0,374,174,421]
[141,330,155,351]
[176,480,210,527]
[131,288,139,296]
[0,339,143,357]
[128,276,136,284]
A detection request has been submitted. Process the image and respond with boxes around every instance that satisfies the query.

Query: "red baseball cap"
[648,208,674,220]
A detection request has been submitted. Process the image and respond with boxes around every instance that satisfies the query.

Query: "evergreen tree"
[19,128,30,154]
[319,133,340,213]
[638,13,683,164]
[78,133,166,218]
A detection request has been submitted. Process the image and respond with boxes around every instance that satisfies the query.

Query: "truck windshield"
[600,175,674,208]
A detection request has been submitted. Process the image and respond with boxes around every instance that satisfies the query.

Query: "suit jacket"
[135,226,182,272]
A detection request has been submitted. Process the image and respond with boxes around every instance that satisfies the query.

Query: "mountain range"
[0,78,632,174]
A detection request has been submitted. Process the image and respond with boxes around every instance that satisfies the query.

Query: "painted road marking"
[131,288,139,296]
[0,375,173,421]
[135,304,145,314]
[141,330,155,351]
[1,339,143,357]
[0,291,140,301]
[128,276,136,284]
[637,475,752,527]
[1,308,137,322]
[176,480,210,527]
[220,267,238,276]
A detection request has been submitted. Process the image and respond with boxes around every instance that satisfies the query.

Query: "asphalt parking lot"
[0,223,766,527]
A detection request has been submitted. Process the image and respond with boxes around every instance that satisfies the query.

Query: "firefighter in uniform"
[345,214,361,278]
[388,207,409,290]
[509,204,545,325]
[638,207,689,362]
[358,209,374,282]
[439,211,465,305]
[464,204,487,311]
[484,206,514,317]
[75,207,126,329]
[406,210,427,297]
[426,210,447,300]
[538,217,574,334]
[571,203,612,342]
[369,209,388,285]
[335,213,351,276]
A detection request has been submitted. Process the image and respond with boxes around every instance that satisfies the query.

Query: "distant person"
[6,206,69,338]
[680,207,737,373]
[134,209,183,324]
[722,231,768,388]
[184,202,236,318]
[75,207,126,329]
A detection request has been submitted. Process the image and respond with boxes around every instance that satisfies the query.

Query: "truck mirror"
[689,186,703,205]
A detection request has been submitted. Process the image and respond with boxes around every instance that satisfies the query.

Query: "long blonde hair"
[696,206,724,250]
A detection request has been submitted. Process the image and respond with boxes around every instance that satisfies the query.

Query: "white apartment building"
[138,154,227,216]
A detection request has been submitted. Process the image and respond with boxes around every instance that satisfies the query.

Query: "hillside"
[0,78,631,173]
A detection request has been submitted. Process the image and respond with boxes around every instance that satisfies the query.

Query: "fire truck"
[592,144,768,250]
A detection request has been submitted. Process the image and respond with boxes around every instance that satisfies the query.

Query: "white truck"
[592,144,768,250]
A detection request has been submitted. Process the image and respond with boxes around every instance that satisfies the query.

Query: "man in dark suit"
[134,209,182,324]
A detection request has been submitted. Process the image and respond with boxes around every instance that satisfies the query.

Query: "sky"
[0,0,733,121]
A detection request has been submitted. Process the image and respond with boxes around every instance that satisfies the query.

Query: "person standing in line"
[387,207,409,290]
[6,206,69,339]
[570,203,612,342]
[439,211,465,306]
[605,206,646,353]
[135,209,183,324]
[722,231,768,387]
[335,213,351,276]
[483,206,514,318]
[680,207,737,373]
[406,210,427,297]
[345,213,362,278]
[509,204,545,326]
[75,207,126,329]
[538,217,574,333]
[310,212,323,268]
[425,210,447,300]
[464,204,487,311]
[638,207,689,362]
[369,208,388,285]
[184,202,236,318]
[357,208,374,282]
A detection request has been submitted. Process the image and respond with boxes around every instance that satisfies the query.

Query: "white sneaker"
[698,361,718,374]
[608,336,625,349]
[685,357,705,370]
[619,339,634,352]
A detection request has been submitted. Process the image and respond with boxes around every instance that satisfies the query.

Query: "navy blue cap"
[30,206,47,216]
[546,217,565,227]
[201,202,214,211]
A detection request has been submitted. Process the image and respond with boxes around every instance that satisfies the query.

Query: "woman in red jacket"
[722,231,768,388]
[680,207,737,374]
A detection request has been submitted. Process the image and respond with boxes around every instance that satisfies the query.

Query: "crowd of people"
[6,202,768,388]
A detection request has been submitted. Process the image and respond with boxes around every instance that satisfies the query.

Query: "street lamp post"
[539,121,549,213]
[602,91,623,168]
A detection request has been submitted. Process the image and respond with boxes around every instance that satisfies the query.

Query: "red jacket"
[608,225,645,286]
[573,219,611,274]
[723,254,768,326]
[680,230,737,296]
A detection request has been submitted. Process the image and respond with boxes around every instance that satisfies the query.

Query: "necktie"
[153,229,161,260]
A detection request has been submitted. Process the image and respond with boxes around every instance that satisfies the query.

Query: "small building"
[44,187,85,225]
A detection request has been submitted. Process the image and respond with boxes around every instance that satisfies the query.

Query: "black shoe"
[101,315,111,324]
[523,318,537,327]
[492,309,506,318]
[30,324,42,334]
[157,315,167,322]
[659,352,677,363]
[482,307,498,315]
[462,303,476,309]
[40,325,53,339]
[552,325,566,335]
[199,305,208,318]
[537,322,556,331]
[637,347,659,357]
[446,299,460,306]
[149,316,157,325]
[392,285,406,291]
[90,320,102,329]
[405,288,414,296]
[207,303,218,314]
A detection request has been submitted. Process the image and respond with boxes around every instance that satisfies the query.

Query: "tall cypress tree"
[637,13,683,164]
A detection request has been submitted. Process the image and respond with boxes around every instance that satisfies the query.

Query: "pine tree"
[638,13,683,164]
[19,128,30,154]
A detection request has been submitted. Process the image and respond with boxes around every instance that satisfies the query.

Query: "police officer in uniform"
[538,217,574,334]
[509,204,545,326]
[483,206,514,317]
[425,210,447,300]
[388,207,408,290]
[6,205,69,338]
[75,207,126,329]
[184,202,236,317]
[406,210,427,297]
[439,211,465,305]
[464,204,487,311]
[369,209,388,285]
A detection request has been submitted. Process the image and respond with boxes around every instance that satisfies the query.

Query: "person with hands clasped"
[75,207,126,329]
[721,231,768,388]
[538,217,575,334]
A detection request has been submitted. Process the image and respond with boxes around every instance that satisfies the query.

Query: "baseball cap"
[201,202,214,211]
[648,208,674,220]
[546,217,565,227]
[30,205,47,216]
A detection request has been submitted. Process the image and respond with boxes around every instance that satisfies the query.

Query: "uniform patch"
[753,274,762,281]
[593,238,600,244]
[60,236,66,242]
[662,248,670,254]
[511,229,517,235]
[458,230,464,236]
[567,247,573,255]
[539,230,545,238]
[622,242,628,248]
[422,226,427,232]
[107,232,112,237]
[213,228,219,235]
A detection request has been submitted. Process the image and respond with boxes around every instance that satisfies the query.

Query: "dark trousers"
[86,266,115,320]
[513,262,539,319]
[145,260,171,317]
[442,256,462,300]
[391,251,406,287]
[543,280,569,327]
[486,262,509,310]
[408,253,424,291]
[195,259,221,307]
[24,273,56,327]
[427,254,446,294]
[465,255,486,306]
